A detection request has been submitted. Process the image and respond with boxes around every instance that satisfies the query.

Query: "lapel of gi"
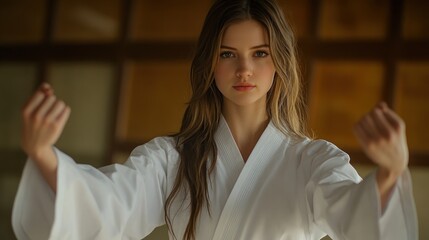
[212,116,284,240]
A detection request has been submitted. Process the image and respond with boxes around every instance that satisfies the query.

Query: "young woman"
[13,0,417,239]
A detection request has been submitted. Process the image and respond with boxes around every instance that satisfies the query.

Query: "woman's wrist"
[376,167,404,200]
[30,146,58,172]
[30,146,58,192]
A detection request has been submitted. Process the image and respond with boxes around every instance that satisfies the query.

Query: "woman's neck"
[222,100,270,162]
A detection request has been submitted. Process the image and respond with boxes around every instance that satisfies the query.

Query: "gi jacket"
[12,116,418,239]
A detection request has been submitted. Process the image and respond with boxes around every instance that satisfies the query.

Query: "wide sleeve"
[303,140,418,240]
[12,137,177,240]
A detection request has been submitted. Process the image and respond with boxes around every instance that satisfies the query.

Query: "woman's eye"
[254,51,268,57]
[220,51,234,58]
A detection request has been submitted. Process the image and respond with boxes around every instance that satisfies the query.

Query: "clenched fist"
[354,102,408,175]
[353,102,408,208]
[21,83,70,191]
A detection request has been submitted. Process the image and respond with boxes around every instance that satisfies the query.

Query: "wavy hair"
[164,0,308,239]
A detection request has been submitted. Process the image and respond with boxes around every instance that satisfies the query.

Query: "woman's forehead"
[221,20,269,47]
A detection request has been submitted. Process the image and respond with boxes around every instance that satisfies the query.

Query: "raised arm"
[353,102,408,210]
[21,83,71,192]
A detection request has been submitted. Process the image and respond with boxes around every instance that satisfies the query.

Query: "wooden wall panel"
[395,62,429,154]
[318,0,389,39]
[308,61,384,149]
[278,0,310,38]
[0,0,46,43]
[54,0,121,42]
[402,0,429,39]
[117,61,191,142]
[131,0,212,41]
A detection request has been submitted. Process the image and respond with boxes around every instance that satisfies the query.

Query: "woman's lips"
[233,84,256,91]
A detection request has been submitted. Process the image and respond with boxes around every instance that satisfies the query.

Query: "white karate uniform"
[12,116,418,240]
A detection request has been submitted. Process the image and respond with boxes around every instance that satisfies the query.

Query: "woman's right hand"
[21,83,71,160]
[21,83,70,191]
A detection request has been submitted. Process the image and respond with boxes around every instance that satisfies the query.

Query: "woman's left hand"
[354,102,409,208]
[353,102,408,177]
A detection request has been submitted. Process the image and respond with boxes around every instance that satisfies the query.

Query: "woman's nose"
[235,59,253,79]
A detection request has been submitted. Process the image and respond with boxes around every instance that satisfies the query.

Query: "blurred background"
[0,0,428,239]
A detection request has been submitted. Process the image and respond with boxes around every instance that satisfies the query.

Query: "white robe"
[12,117,418,240]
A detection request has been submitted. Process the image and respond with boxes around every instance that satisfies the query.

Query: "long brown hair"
[164,0,308,239]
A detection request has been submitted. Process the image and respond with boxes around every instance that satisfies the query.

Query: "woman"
[13,0,417,239]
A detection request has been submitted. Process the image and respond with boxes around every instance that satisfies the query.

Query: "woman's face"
[214,19,276,108]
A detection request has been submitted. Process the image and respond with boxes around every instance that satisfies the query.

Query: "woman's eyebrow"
[220,44,270,50]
